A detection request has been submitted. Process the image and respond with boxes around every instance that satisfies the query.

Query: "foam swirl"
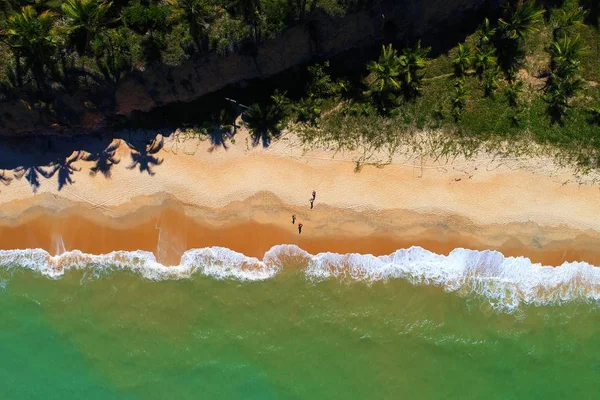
[0,245,599,311]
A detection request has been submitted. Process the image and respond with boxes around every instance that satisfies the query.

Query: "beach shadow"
[250,131,274,148]
[126,137,164,176]
[13,164,56,193]
[82,141,121,178]
[0,170,13,186]
[49,151,82,190]
[206,109,238,152]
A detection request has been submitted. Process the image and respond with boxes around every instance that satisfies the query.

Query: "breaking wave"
[1,245,599,311]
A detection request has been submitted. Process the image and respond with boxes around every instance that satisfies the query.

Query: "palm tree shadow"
[82,141,121,178]
[208,128,230,152]
[127,137,164,176]
[251,131,274,148]
[206,109,237,152]
[13,164,56,193]
[0,170,13,186]
[49,151,82,191]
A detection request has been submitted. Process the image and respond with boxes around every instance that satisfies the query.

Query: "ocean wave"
[0,245,599,311]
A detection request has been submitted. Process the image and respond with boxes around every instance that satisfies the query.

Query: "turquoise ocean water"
[1,245,600,399]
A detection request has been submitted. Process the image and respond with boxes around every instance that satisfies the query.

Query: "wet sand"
[2,200,600,267]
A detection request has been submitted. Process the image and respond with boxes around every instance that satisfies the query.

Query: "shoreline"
[1,130,600,267]
[2,196,600,268]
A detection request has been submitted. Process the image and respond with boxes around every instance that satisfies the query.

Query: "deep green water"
[1,266,600,399]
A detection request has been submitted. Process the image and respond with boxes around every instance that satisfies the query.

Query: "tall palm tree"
[2,6,57,88]
[61,0,112,55]
[452,43,472,77]
[398,41,429,100]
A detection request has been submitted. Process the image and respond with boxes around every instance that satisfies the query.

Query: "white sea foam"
[0,245,599,311]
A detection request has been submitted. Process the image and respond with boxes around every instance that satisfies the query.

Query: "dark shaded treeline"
[0,0,506,135]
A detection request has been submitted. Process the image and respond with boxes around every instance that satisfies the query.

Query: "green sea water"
[1,263,600,400]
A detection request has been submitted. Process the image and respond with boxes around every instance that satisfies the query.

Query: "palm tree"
[451,80,467,121]
[552,5,586,39]
[61,0,112,55]
[483,67,501,97]
[230,0,262,42]
[398,41,430,100]
[478,18,496,47]
[244,93,287,146]
[452,43,472,77]
[295,96,321,125]
[365,44,402,112]
[2,6,57,88]
[169,0,216,51]
[496,0,544,74]
[549,34,584,71]
[366,44,401,95]
[545,73,584,123]
[498,0,544,41]
[505,79,524,107]
[474,46,497,78]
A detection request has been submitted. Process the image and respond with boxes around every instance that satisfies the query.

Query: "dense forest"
[0,0,600,170]
[0,0,367,89]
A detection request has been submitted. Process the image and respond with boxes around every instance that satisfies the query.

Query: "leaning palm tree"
[398,41,430,100]
[2,6,57,88]
[61,0,112,55]
[452,43,472,77]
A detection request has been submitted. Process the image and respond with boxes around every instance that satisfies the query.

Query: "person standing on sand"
[298,223,303,234]
[292,214,296,224]
[312,190,316,201]
[309,199,314,209]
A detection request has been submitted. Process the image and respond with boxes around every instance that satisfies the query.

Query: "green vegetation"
[243,0,599,172]
[1,0,600,173]
[0,0,362,89]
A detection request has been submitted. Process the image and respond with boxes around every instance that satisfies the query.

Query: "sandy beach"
[1,128,600,266]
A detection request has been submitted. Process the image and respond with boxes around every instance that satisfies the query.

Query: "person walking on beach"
[292,214,296,224]
[312,190,316,201]
[309,198,314,209]
[298,223,303,234]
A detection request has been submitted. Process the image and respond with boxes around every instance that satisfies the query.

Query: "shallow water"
[1,246,600,399]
